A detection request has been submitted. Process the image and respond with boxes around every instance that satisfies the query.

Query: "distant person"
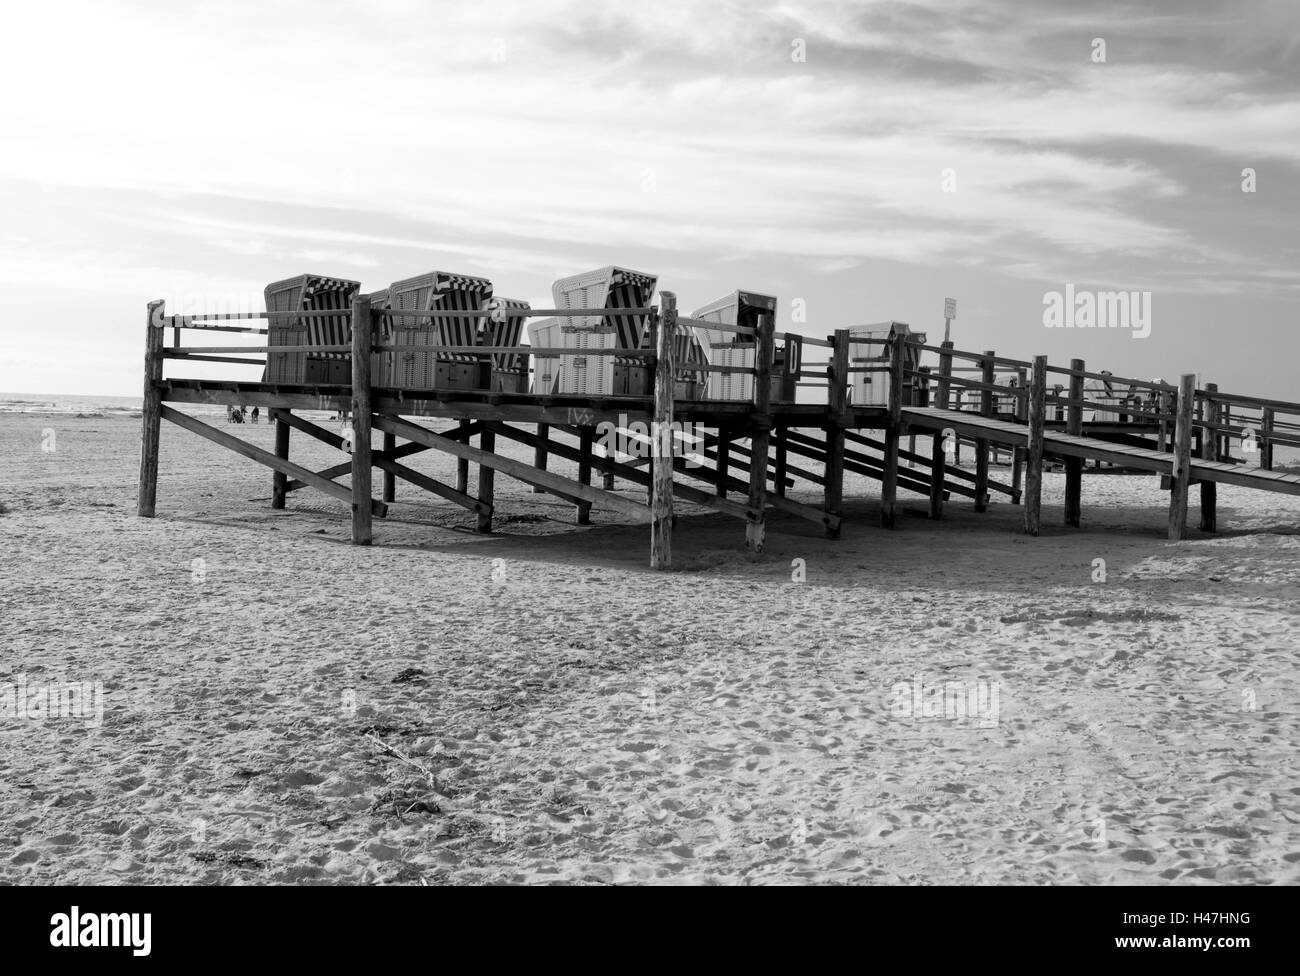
[251,406,259,424]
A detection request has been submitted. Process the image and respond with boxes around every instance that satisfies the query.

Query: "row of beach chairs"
[262,267,803,402]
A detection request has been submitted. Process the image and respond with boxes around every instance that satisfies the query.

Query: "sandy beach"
[2,408,1298,885]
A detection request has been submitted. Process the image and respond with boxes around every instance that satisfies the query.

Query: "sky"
[0,0,1297,397]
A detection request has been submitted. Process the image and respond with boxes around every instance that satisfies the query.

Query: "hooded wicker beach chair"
[386,271,493,390]
[549,266,657,396]
[263,274,360,385]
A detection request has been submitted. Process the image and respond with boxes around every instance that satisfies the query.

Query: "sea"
[1,393,229,419]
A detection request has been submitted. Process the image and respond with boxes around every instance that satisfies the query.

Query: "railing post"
[928,340,953,519]
[1199,383,1218,532]
[1010,365,1027,504]
[974,350,994,512]
[1025,356,1047,536]
[350,294,373,545]
[1168,373,1197,541]
[781,333,802,402]
[651,295,676,568]
[1064,358,1084,526]
[881,332,903,529]
[1261,406,1275,471]
[825,329,849,538]
[746,306,775,551]
[137,300,166,517]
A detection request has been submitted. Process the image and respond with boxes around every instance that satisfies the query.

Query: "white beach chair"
[691,290,775,402]
[550,266,657,396]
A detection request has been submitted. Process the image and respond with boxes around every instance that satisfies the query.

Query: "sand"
[1,410,1298,885]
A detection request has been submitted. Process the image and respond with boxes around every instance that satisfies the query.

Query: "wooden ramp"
[903,406,1300,496]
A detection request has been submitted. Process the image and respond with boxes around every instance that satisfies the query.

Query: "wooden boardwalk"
[903,407,1300,496]
[136,296,1300,563]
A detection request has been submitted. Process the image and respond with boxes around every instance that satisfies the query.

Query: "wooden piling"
[928,340,953,519]
[973,350,994,512]
[650,294,676,568]
[1024,356,1047,536]
[137,300,165,518]
[532,422,548,493]
[825,329,849,538]
[382,432,396,504]
[715,425,730,498]
[477,427,496,534]
[350,294,373,546]
[271,412,290,509]
[773,426,788,498]
[745,307,775,552]
[880,331,903,529]
[457,419,471,493]
[577,426,593,525]
[1064,357,1084,527]
[1010,366,1027,505]
[1261,407,1274,470]
[1199,382,1218,532]
[1168,373,1196,541]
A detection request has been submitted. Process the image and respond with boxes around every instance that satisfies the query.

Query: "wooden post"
[137,300,166,517]
[1024,356,1047,536]
[774,426,788,497]
[382,431,396,504]
[780,334,802,402]
[1157,389,1170,452]
[650,295,676,568]
[746,308,775,551]
[531,422,548,492]
[973,350,994,512]
[577,426,593,524]
[477,427,496,533]
[824,329,849,538]
[880,332,903,529]
[1261,406,1275,471]
[1011,366,1027,504]
[1199,383,1218,532]
[1168,373,1196,540]
[271,412,290,509]
[1064,358,1084,527]
[715,425,730,498]
[457,420,471,493]
[350,294,373,546]
[929,340,953,519]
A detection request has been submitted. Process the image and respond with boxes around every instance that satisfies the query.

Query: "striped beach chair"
[364,288,392,387]
[527,318,560,395]
[551,266,657,396]
[264,275,360,385]
[387,271,493,390]
[691,290,774,401]
[482,297,531,393]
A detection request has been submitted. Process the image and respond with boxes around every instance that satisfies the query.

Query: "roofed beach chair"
[550,266,657,396]
[387,271,493,391]
[691,290,776,402]
[482,297,531,393]
[264,274,360,385]
[845,321,926,408]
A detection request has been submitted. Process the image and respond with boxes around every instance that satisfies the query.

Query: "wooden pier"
[137,295,1300,565]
